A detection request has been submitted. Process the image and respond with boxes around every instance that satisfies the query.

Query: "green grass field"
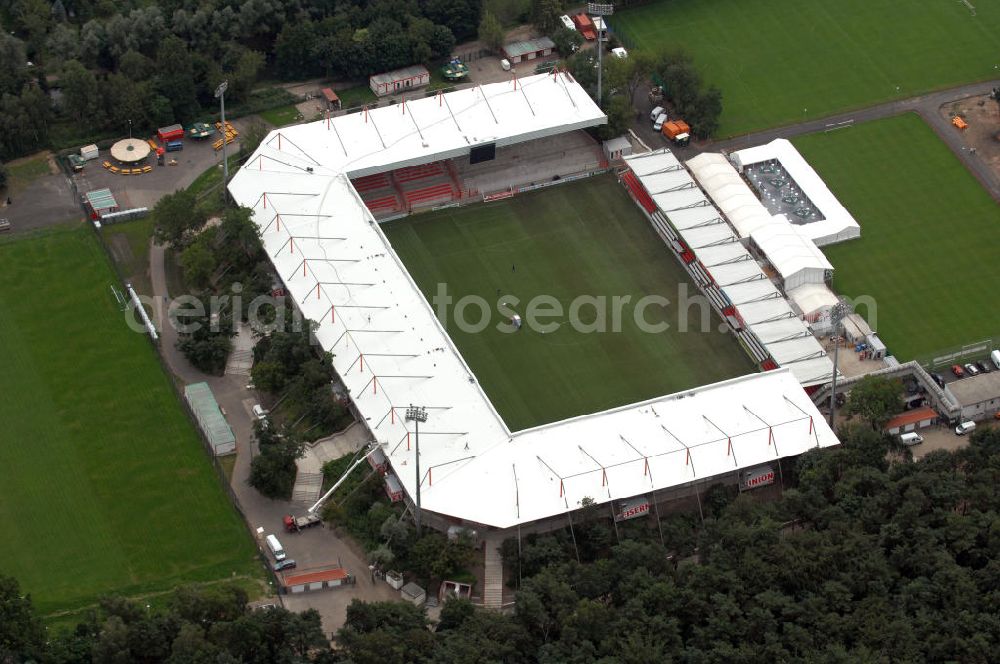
[0,226,259,615]
[792,113,1000,361]
[383,176,753,431]
[259,104,303,127]
[612,0,1000,136]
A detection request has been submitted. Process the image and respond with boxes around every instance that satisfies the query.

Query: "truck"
[165,140,184,152]
[661,119,691,146]
[283,513,322,533]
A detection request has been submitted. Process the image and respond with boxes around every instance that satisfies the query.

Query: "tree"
[0,576,46,663]
[424,0,482,42]
[687,85,723,138]
[551,27,583,57]
[240,118,269,161]
[249,422,305,499]
[533,0,563,36]
[846,375,903,430]
[179,232,217,290]
[155,34,199,124]
[152,189,207,248]
[61,59,102,124]
[477,11,505,54]
[0,161,6,191]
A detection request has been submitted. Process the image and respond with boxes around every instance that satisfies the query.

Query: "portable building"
[157,124,184,142]
[80,144,99,160]
[502,37,556,64]
[369,65,430,97]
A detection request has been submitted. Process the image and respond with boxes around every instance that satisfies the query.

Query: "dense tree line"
[331,425,1000,662]
[0,580,330,664]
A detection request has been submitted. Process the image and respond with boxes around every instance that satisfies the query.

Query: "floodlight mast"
[405,405,428,534]
[588,2,614,107]
[215,80,229,186]
[828,301,849,427]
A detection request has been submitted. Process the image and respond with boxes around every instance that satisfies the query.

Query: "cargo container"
[572,13,596,40]
[662,120,691,146]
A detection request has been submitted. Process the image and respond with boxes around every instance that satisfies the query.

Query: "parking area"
[1,156,82,234]
[934,355,998,385]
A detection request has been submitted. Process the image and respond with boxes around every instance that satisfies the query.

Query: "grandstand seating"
[364,195,400,212]
[621,171,656,214]
[394,162,444,183]
[761,358,779,371]
[404,183,455,206]
[352,173,391,193]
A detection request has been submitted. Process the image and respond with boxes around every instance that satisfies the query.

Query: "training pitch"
[0,227,258,615]
[612,0,1000,136]
[793,113,1000,362]
[383,175,754,431]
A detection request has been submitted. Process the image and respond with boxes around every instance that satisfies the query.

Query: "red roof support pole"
[727,437,732,456]
[428,468,432,486]
[290,238,294,254]
[686,449,690,466]
[768,426,774,446]
[326,110,330,130]
[364,106,368,123]
[559,480,564,498]
[401,96,405,114]
[316,283,321,299]
[643,458,649,476]
[302,261,306,276]
[263,192,267,208]
[331,306,335,323]
[809,416,814,435]
[390,407,394,424]
[438,91,442,106]
[373,376,377,394]
[359,354,363,372]
[278,133,282,150]
[407,431,411,450]
[275,213,280,231]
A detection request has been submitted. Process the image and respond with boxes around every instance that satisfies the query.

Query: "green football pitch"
[0,227,259,615]
[382,176,754,431]
[612,0,1000,136]
[793,113,1000,362]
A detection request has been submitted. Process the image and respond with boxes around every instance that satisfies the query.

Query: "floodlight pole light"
[215,80,229,185]
[588,2,614,107]
[405,405,428,534]
[828,301,849,427]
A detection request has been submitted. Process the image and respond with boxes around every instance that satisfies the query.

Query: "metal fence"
[916,337,998,370]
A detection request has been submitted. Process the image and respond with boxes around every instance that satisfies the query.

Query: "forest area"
[0,0,481,161]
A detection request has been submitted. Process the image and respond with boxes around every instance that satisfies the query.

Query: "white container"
[80,144,99,161]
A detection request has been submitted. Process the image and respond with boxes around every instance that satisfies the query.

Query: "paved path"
[634,79,1000,202]
[149,241,398,634]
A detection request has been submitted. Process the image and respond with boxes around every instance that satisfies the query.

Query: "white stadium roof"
[730,139,861,246]
[229,81,838,529]
[623,149,837,388]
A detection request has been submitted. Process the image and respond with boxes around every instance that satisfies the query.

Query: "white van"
[500,58,511,71]
[955,421,976,436]
[266,534,287,561]
[991,349,1000,370]
[653,113,668,132]
[899,432,924,446]
[650,106,665,122]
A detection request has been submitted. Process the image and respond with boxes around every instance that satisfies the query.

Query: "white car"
[252,404,268,420]
[560,14,576,30]
[612,47,628,59]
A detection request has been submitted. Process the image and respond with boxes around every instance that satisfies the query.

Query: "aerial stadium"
[229,72,840,534]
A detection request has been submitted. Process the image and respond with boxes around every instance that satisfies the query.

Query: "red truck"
[283,513,322,533]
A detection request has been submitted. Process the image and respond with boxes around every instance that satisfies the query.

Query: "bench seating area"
[352,173,391,192]
[403,183,455,206]
[621,171,656,214]
[394,162,444,183]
